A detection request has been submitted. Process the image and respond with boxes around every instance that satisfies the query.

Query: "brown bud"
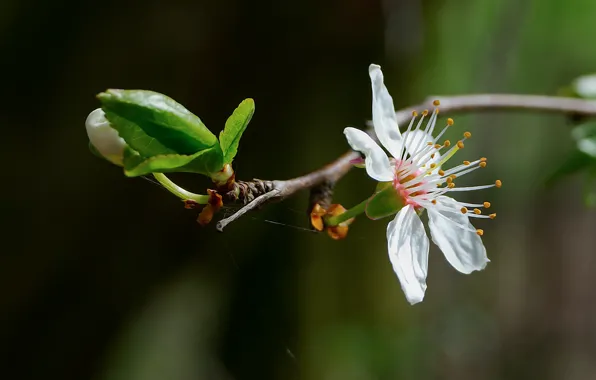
[327,225,349,240]
[310,203,327,231]
[197,190,223,226]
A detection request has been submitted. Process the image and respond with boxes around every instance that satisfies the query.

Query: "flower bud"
[85,108,126,166]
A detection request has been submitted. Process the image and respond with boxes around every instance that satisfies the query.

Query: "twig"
[216,94,596,231]
[216,188,281,231]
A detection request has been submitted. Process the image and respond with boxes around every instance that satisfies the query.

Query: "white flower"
[85,108,126,166]
[344,64,500,305]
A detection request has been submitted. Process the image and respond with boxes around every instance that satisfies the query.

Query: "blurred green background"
[2,0,596,379]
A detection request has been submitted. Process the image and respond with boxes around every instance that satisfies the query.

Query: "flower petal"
[86,108,126,166]
[387,205,430,304]
[369,64,401,158]
[344,127,393,182]
[427,196,489,274]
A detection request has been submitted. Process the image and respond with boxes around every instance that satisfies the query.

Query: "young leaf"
[102,109,178,158]
[123,144,224,177]
[219,98,255,164]
[98,90,218,155]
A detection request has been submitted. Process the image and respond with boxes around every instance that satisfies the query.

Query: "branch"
[216,94,596,231]
[392,94,596,125]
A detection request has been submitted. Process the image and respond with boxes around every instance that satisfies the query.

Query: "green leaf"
[102,110,178,158]
[122,144,224,177]
[584,168,596,207]
[98,90,218,155]
[572,122,596,158]
[546,149,595,186]
[219,98,255,164]
[365,184,404,220]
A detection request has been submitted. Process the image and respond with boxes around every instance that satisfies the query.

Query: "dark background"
[2,0,596,379]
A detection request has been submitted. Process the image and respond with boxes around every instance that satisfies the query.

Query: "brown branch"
[216,94,596,232]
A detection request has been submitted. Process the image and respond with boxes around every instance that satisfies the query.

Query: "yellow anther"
[479,162,487,168]
[431,199,437,204]
[448,183,455,188]
[430,153,435,159]
[457,141,465,149]
[495,180,502,188]
[463,160,471,165]
[483,201,491,208]
[434,143,442,149]
[461,207,468,214]
[443,140,451,147]
[489,213,496,219]
[473,208,481,215]
[422,109,429,116]
[433,100,441,106]
[463,131,472,138]
[476,229,484,236]
[438,169,445,176]
[427,142,434,146]
[430,163,437,169]
[480,157,487,162]
[449,174,457,179]
[446,177,453,184]
[447,118,454,126]
[436,183,443,188]
[412,110,418,117]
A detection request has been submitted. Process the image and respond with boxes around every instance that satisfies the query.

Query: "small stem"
[325,198,369,227]
[152,173,209,204]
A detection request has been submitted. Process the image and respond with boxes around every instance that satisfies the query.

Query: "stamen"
[443,140,451,147]
[446,177,453,184]
[438,169,445,176]
[495,180,502,188]
[422,110,429,116]
[461,207,468,214]
[480,157,487,161]
[443,184,496,191]
[489,213,496,219]
[463,131,472,138]
[463,160,470,165]
[483,202,491,208]
[476,229,484,236]
[448,183,455,188]
[412,111,418,117]
[457,141,465,149]
[479,162,487,168]
[473,208,481,215]
[447,118,454,126]
[433,100,440,106]
[431,199,437,204]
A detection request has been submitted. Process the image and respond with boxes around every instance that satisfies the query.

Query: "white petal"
[86,108,126,166]
[402,130,442,167]
[387,205,430,305]
[427,196,489,274]
[369,64,401,157]
[344,127,393,182]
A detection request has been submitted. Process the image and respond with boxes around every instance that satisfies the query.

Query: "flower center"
[393,161,427,208]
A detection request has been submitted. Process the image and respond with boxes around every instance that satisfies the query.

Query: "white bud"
[85,108,126,166]
[574,74,596,98]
